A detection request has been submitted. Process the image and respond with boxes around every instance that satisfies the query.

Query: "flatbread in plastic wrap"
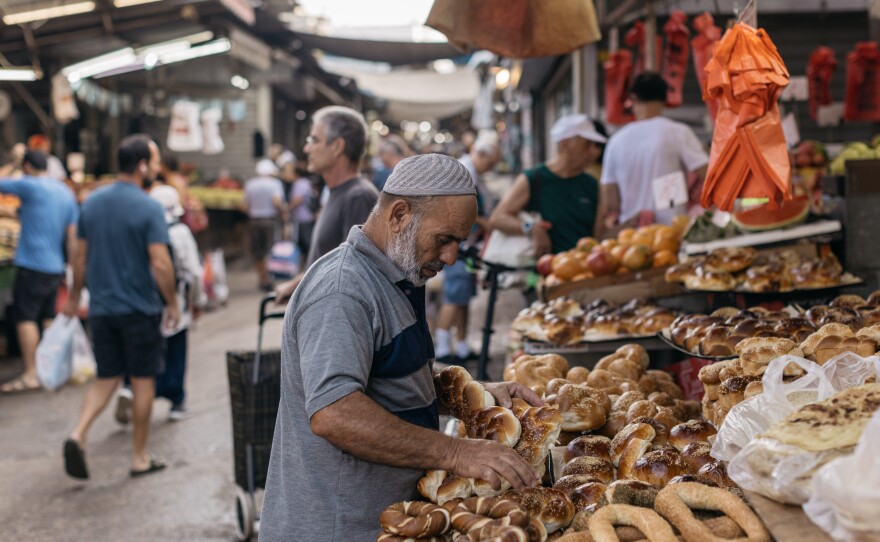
[712,353,880,462]
[728,382,880,504]
[804,408,880,541]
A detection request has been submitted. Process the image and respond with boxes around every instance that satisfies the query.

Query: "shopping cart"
[226,294,284,541]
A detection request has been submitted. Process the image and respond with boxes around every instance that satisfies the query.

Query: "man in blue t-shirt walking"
[0,151,79,394]
[61,134,180,479]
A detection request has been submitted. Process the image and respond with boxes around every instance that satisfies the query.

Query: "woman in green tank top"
[489,115,607,255]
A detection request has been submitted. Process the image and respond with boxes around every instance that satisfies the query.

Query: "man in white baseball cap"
[489,113,608,257]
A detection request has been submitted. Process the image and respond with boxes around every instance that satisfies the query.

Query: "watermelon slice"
[732,195,809,232]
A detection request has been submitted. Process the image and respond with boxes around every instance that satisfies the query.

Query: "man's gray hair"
[313,106,368,165]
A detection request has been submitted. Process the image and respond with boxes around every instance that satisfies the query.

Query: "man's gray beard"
[387,215,428,287]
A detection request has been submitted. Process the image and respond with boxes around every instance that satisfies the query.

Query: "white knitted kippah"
[382,153,477,197]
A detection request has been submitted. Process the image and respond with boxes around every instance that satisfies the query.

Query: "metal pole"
[644,0,657,72]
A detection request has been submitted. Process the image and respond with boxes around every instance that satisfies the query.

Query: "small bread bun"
[718,376,755,411]
[613,390,647,413]
[736,337,798,377]
[599,411,628,439]
[697,460,736,488]
[565,435,612,463]
[680,441,714,472]
[830,295,867,309]
[604,480,659,508]
[698,361,730,385]
[569,481,608,512]
[744,380,764,399]
[626,400,659,423]
[562,456,615,484]
[653,407,681,431]
[628,416,670,446]
[801,323,856,357]
[554,474,603,496]
[610,422,656,467]
[668,420,718,451]
[630,448,689,487]
[710,307,741,319]
[566,366,591,385]
[615,344,650,372]
[608,358,642,381]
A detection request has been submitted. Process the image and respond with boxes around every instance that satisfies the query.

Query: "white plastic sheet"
[804,408,880,541]
[716,353,880,504]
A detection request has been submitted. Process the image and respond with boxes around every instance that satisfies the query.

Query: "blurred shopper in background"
[0,150,79,393]
[244,159,286,291]
[26,134,67,182]
[599,72,708,231]
[287,163,317,259]
[62,134,179,479]
[489,114,606,256]
[433,139,499,364]
[268,143,297,196]
[371,136,408,190]
[150,185,203,420]
[0,143,26,178]
[273,106,377,304]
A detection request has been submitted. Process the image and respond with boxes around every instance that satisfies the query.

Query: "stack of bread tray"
[513,297,678,346]
[698,325,880,427]
[665,247,862,293]
[658,291,880,359]
[542,266,684,306]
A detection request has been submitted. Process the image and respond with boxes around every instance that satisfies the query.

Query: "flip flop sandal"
[63,439,89,480]
[130,458,166,478]
[1,377,41,394]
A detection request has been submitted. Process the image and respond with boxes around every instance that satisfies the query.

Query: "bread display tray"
[656,330,738,361]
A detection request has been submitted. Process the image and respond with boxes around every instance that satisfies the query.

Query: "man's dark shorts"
[249,218,276,261]
[13,267,64,323]
[89,313,164,378]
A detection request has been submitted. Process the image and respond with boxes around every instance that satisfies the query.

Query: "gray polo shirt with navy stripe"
[261,226,437,542]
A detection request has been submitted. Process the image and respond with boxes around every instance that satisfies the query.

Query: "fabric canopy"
[329,67,480,122]
[294,32,461,65]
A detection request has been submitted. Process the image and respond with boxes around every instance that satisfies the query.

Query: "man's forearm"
[312,392,458,472]
[489,213,526,236]
[70,259,86,299]
[151,261,178,308]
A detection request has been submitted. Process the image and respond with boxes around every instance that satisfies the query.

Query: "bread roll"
[668,420,718,451]
[554,474,603,496]
[610,422,656,467]
[613,391,647,413]
[736,337,798,377]
[566,366,590,385]
[628,416,670,446]
[569,481,608,512]
[565,435,612,463]
[548,384,607,432]
[625,400,659,424]
[604,480,659,508]
[599,411,627,439]
[630,448,689,487]
[680,441,714,472]
[561,456,614,484]
[697,460,736,488]
[466,406,522,448]
[520,487,576,533]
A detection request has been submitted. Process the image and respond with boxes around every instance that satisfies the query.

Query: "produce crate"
[540,266,683,305]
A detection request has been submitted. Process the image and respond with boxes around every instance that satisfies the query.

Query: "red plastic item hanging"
[604,49,635,125]
[701,23,792,212]
[662,10,690,107]
[807,46,837,120]
[625,21,662,75]
[691,12,722,120]
[843,42,880,122]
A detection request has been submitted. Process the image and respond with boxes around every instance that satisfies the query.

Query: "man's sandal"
[0,377,41,394]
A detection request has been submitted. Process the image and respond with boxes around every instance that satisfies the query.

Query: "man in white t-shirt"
[599,72,709,231]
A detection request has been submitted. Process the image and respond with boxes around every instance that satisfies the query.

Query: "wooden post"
[644,0,657,71]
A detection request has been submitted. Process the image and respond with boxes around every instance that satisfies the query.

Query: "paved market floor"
[0,267,525,541]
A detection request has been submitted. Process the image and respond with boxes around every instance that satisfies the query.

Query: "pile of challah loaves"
[700,323,880,426]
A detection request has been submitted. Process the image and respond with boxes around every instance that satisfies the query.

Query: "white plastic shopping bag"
[713,353,880,462]
[804,408,880,541]
[167,100,203,152]
[721,353,880,504]
[35,317,78,391]
[70,320,95,385]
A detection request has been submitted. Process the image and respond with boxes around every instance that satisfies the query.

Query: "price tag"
[652,170,689,210]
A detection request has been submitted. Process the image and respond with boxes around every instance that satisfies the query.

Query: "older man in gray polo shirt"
[261,154,542,541]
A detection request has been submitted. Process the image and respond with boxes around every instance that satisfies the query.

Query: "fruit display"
[0,217,19,261]
[829,138,880,176]
[512,297,678,344]
[661,291,880,359]
[665,247,859,292]
[731,195,809,232]
[539,219,688,287]
[188,186,245,210]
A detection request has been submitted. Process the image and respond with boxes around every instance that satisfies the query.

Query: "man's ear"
[388,199,411,234]
[331,138,345,159]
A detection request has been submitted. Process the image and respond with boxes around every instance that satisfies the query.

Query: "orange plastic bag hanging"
[662,10,690,107]
[843,42,880,122]
[691,12,722,120]
[701,23,791,212]
[625,21,662,75]
[604,49,635,125]
[807,46,837,120]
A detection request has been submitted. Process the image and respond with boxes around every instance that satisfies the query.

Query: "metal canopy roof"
[292,31,463,66]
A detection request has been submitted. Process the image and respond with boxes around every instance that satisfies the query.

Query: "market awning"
[293,32,462,65]
[339,68,479,122]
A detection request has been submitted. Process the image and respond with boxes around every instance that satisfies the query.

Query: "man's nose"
[440,243,459,266]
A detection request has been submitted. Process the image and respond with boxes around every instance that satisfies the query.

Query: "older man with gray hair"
[260,154,541,541]
[272,105,378,303]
